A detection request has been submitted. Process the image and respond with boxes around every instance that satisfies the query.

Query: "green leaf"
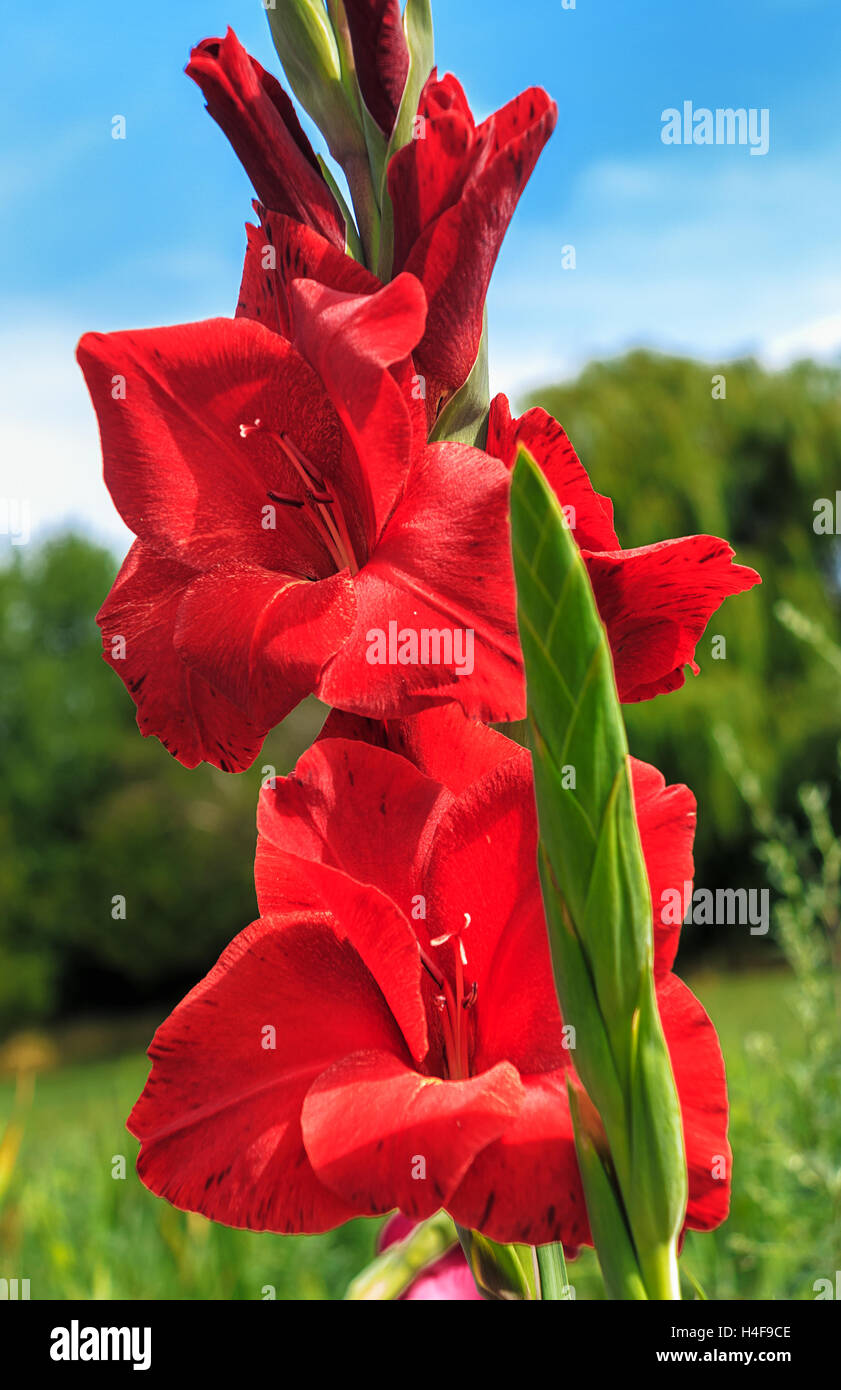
[456,1225,537,1301]
[316,157,364,263]
[567,1083,647,1301]
[535,1240,573,1301]
[510,446,687,1299]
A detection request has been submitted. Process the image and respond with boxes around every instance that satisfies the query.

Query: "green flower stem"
[344,1211,457,1299]
[535,1242,571,1300]
[316,157,364,263]
[639,1242,681,1302]
[342,149,381,270]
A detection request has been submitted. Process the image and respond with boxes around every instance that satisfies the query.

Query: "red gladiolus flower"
[186,28,346,251]
[388,72,557,425]
[343,0,410,135]
[487,395,762,701]
[77,276,524,771]
[127,708,730,1246]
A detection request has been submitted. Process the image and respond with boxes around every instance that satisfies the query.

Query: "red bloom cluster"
[128,709,729,1247]
[76,7,757,1265]
[79,25,757,771]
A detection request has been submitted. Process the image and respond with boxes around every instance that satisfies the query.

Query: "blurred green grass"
[0,1050,378,1300]
[1,965,830,1301]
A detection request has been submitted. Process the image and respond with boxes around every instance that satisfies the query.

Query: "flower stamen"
[239,419,361,576]
[429,912,476,1081]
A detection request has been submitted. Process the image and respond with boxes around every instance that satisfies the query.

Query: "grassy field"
[0,967,834,1300]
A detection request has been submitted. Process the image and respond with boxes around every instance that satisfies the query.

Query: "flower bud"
[187,29,346,249]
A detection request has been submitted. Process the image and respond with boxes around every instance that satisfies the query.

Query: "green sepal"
[537,845,627,1146]
[628,974,688,1256]
[456,1225,537,1300]
[567,1082,648,1301]
[535,1241,573,1301]
[386,0,434,172]
[428,310,490,448]
[510,444,651,1113]
[316,156,364,263]
[267,1,351,151]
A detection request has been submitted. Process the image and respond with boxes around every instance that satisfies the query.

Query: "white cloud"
[763,312,841,366]
[0,323,132,555]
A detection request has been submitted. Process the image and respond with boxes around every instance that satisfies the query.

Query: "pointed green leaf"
[511,446,687,1300]
[456,1225,537,1301]
[510,447,651,1095]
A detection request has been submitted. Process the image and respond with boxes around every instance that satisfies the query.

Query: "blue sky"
[2,0,839,549]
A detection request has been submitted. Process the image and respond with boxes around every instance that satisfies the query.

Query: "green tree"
[0,535,322,1034]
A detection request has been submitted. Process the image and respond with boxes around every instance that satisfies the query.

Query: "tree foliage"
[0,536,322,1033]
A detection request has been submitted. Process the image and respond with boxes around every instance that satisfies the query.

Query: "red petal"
[174,563,355,730]
[128,913,407,1233]
[343,0,410,134]
[448,1073,588,1248]
[255,812,431,1067]
[97,541,266,771]
[487,395,619,550]
[256,736,450,917]
[390,72,476,270]
[319,704,521,796]
[186,29,345,248]
[658,974,732,1231]
[288,276,427,543]
[301,1050,523,1220]
[630,757,696,979]
[76,317,344,576]
[237,207,379,339]
[584,538,761,702]
[317,442,525,722]
[422,754,567,1075]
